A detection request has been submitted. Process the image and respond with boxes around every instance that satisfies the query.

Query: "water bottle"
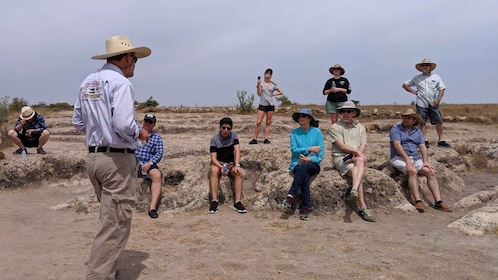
[21,149,26,160]
[222,163,228,176]
[331,81,336,88]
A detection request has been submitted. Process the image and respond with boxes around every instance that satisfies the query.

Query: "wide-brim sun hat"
[337,101,361,117]
[401,108,422,126]
[20,106,35,120]
[329,64,345,75]
[91,35,151,60]
[415,58,437,72]
[292,108,319,128]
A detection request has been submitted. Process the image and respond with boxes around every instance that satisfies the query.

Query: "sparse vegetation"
[235,90,255,113]
[136,96,159,111]
[276,95,294,106]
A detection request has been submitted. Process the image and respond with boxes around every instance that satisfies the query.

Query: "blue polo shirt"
[389,124,424,160]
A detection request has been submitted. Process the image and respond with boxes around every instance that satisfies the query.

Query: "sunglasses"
[339,109,355,114]
[421,64,431,67]
[130,54,138,64]
[221,126,232,131]
[298,114,309,118]
[144,120,154,124]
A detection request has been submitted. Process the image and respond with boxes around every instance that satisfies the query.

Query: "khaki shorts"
[325,101,345,114]
[333,159,353,176]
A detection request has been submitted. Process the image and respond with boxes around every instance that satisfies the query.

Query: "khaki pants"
[85,152,138,280]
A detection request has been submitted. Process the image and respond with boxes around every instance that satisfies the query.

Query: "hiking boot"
[359,208,376,222]
[348,189,359,202]
[249,139,258,145]
[209,201,218,214]
[435,201,452,212]
[13,148,27,155]
[425,140,430,148]
[148,209,159,219]
[414,200,425,213]
[37,147,46,154]
[282,195,293,210]
[233,201,247,213]
[263,139,271,144]
[299,208,311,221]
[437,141,451,148]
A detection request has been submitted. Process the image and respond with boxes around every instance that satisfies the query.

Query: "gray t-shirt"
[258,81,279,106]
[209,131,239,163]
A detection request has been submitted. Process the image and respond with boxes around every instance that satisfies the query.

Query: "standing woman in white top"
[249,68,283,144]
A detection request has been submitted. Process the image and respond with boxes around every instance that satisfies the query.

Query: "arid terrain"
[0,105,497,280]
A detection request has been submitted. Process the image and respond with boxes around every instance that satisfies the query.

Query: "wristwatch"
[235,163,241,167]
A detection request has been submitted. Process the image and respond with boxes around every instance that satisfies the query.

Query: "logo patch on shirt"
[82,81,103,100]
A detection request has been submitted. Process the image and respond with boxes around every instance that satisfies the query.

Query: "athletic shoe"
[282,195,293,210]
[435,201,452,212]
[348,189,359,202]
[414,200,425,213]
[299,208,311,220]
[37,147,46,154]
[359,208,376,222]
[233,201,247,213]
[437,141,451,148]
[148,209,158,219]
[263,139,271,144]
[13,148,27,155]
[209,201,218,214]
[249,139,258,145]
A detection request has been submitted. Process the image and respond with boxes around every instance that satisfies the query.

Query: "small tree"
[276,95,294,105]
[137,96,159,111]
[9,97,28,113]
[235,90,255,113]
[0,96,10,139]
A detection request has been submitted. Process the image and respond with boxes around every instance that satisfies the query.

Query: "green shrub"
[235,90,254,113]
[276,95,294,105]
[136,96,159,110]
[9,97,28,113]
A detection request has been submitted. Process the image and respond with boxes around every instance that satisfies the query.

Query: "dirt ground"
[0,110,497,280]
[0,172,497,280]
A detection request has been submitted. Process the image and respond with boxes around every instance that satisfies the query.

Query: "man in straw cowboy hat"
[389,108,451,213]
[329,101,375,222]
[8,106,50,155]
[322,64,352,124]
[402,58,450,148]
[72,35,151,279]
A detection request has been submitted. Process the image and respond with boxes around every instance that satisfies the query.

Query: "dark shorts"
[416,105,443,125]
[138,162,160,178]
[16,132,40,148]
[258,105,275,112]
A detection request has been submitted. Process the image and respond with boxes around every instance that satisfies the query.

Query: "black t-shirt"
[322,77,351,102]
[209,132,239,163]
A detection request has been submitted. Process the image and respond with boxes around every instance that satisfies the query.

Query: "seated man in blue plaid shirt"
[135,113,164,218]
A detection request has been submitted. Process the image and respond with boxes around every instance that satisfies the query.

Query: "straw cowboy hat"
[337,101,361,117]
[329,64,345,75]
[292,108,320,128]
[20,106,35,120]
[415,58,437,72]
[401,108,422,126]
[91,35,151,60]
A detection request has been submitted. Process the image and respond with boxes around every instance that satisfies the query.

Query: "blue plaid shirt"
[135,131,164,165]
[14,113,47,134]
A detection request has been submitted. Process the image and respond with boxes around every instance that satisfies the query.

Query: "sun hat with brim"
[329,64,345,75]
[401,108,422,126]
[415,58,436,72]
[20,106,35,120]
[292,108,319,128]
[337,101,361,117]
[91,35,151,60]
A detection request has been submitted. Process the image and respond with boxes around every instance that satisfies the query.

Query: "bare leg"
[252,110,266,140]
[148,169,162,211]
[264,111,273,140]
[231,168,244,201]
[38,130,50,148]
[419,123,427,139]
[329,113,338,124]
[419,166,441,202]
[435,122,444,141]
[8,130,25,149]
[209,165,221,201]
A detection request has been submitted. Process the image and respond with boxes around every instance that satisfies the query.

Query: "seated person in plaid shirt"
[135,113,164,218]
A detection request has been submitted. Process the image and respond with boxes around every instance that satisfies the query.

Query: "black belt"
[88,146,135,154]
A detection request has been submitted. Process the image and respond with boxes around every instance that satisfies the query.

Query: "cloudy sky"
[3,1,497,107]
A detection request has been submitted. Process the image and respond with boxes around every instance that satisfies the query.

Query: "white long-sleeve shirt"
[72,63,140,149]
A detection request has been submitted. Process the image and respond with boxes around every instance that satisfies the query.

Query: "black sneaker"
[263,139,271,144]
[437,140,451,148]
[148,209,159,219]
[13,148,27,155]
[425,140,429,148]
[209,201,218,214]
[233,201,247,213]
[249,139,258,145]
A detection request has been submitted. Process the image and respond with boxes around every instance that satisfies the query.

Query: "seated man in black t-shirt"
[208,117,246,214]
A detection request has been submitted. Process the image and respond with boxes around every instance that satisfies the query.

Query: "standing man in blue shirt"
[72,35,151,280]
[390,108,451,213]
[135,113,164,219]
[402,58,450,148]
[282,108,324,221]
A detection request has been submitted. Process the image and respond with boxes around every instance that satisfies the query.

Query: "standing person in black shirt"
[322,64,351,124]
